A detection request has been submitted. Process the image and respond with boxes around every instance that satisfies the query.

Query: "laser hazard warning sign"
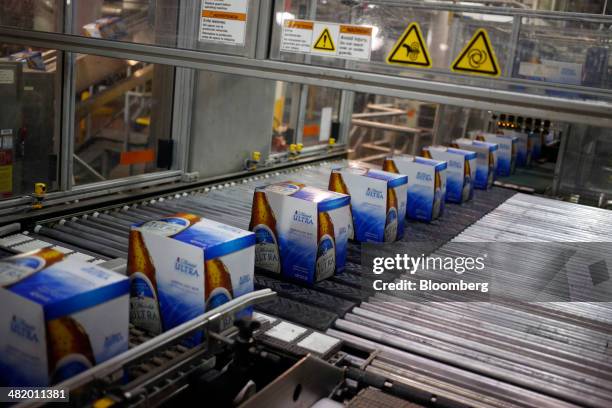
[386,23,432,68]
[451,29,501,77]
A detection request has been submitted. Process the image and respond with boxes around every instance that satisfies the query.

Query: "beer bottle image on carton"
[433,170,443,219]
[328,167,407,242]
[328,172,355,240]
[128,213,201,334]
[462,158,473,202]
[128,214,255,337]
[316,212,336,281]
[249,191,281,273]
[0,247,64,288]
[453,138,499,190]
[471,131,517,177]
[205,258,233,310]
[250,181,350,284]
[383,155,447,222]
[385,186,399,242]
[423,146,476,203]
[0,251,129,386]
[47,316,95,383]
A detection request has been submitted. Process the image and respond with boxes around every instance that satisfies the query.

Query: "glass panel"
[75,0,179,46]
[71,0,258,56]
[558,124,612,204]
[301,85,341,147]
[189,71,277,178]
[0,0,63,32]
[271,81,299,153]
[73,55,174,185]
[349,94,435,162]
[0,43,61,199]
[346,91,612,201]
[516,17,612,90]
[271,1,612,104]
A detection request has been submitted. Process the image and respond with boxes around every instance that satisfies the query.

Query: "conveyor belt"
[331,194,612,408]
[3,160,611,408]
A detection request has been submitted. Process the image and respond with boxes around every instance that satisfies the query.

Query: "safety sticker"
[199,0,248,45]
[280,19,371,61]
[451,29,500,77]
[386,22,432,68]
[313,27,336,52]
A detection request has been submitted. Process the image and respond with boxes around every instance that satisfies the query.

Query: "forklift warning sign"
[280,20,372,61]
[386,23,432,68]
[451,29,501,77]
[199,0,248,45]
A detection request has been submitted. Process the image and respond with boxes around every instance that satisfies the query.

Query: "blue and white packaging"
[383,155,447,222]
[128,214,255,336]
[329,167,408,242]
[528,131,540,161]
[453,138,498,190]
[422,146,476,203]
[470,131,517,177]
[502,129,532,167]
[250,182,350,284]
[0,249,129,386]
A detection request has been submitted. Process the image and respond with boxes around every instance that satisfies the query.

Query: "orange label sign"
[120,149,155,165]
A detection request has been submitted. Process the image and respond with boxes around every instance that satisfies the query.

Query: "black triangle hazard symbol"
[387,23,431,68]
[451,30,500,76]
[313,28,335,51]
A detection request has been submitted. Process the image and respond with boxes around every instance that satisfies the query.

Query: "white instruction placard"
[0,69,14,85]
[280,20,314,53]
[280,19,372,61]
[338,25,372,61]
[199,0,248,45]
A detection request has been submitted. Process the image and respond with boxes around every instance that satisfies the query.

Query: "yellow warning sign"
[451,29,500,77]
[313,28,336,52]
[386,23,431,68]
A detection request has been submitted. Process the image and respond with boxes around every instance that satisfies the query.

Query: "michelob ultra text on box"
[383,155,447,222]
[249,181,350,284]
[422,146,476,204]
[328,166,408,242]
[452,138,499,190]
[127,213,255,335]
[470,131,517,177]
[0,248,129,386]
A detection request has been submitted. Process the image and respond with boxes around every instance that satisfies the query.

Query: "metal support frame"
[2,27,609,129]
[552,124,570,196]
[338,90,355,144]
[295,84,310,145]
[172,1,200,174]
[172,68,195,173]
[255,0,273,60]
[368,0,612,22]
[505,15,522,77]
[431,104,443,145]
[287,82,302,145]
[58,0,75,191]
